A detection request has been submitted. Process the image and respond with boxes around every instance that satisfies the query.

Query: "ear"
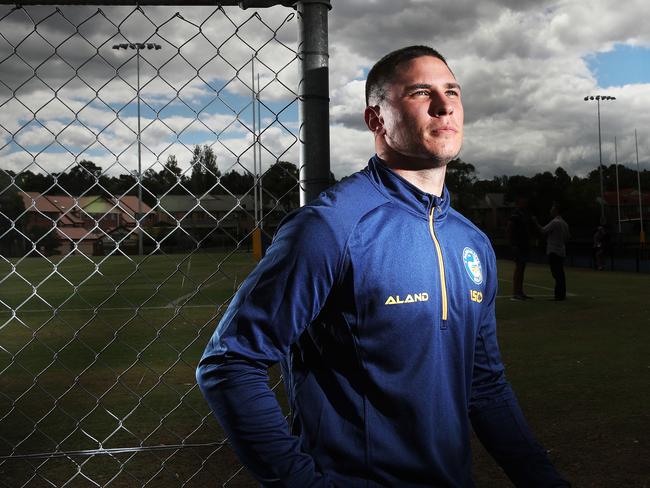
[364,105,384,134]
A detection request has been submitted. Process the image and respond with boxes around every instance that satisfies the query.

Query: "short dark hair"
[365,45,451,106]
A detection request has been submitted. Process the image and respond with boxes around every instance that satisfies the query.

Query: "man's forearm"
[196,357,329,487]
[470,391,570,487]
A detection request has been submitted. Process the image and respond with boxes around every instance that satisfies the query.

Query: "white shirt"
[541,216,570,257]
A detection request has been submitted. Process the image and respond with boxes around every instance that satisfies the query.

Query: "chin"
[430,157,454,168]
[422,141,461,160]
[427,149,461,166]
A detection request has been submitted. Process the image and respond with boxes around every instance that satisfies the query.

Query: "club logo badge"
[462,247,483,285]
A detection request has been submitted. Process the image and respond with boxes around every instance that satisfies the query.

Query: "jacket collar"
[366,155,450,220]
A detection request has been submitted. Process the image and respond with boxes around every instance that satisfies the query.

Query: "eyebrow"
[404,82,462,93]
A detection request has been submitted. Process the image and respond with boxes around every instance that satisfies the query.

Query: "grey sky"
[327,0,650,179]
[0,1,649,182]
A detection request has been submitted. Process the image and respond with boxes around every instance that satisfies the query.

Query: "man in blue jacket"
[197,45,570,487]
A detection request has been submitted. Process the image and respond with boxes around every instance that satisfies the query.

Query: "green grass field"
[0,254,648,487]
[0,251,259,487]
[473,261,649,487]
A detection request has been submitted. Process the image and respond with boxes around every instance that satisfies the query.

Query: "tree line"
[446,159,649,231]
[1,144,314,254]
[4,145,307,207]
[2,150,648,236]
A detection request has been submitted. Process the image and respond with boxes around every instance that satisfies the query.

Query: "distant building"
[16,189,293,256]
[18,192,154,256]
[156,193,290,250]
[156,194,253,249]
[157,194,254,229]
[80,194,154,231]
[20,192,83,228]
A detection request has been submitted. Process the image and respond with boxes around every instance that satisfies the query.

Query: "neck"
[377,155,447,196]
[392,165,446,196]
[375,139,451,196]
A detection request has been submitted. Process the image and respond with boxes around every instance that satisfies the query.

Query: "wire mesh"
[0,3,302,486]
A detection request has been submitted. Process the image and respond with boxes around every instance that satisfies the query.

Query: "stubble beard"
[426,150,460,168]
[382,118,462,169]
[409,135,462,169]
[400,119,462,168]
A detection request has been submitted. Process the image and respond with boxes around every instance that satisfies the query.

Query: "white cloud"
[331,79,366,130]
[329,124,374,178]
[324,0,650,179]
[2,0,650,186]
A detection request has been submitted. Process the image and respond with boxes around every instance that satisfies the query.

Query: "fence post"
[297,0,331,206]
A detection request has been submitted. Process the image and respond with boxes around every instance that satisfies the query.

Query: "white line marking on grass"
[498,279,577,296]
[497,294,554,299]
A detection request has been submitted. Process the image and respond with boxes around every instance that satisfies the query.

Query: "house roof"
[21,192,84,225]
[79,195,121,214]
[158,194,255,214]
[20,192,154,226]
[78,195,153,220]
[113,195,152,216]
[98,196,153,225]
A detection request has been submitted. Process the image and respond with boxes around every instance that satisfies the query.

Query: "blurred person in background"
[534,204,570,300]
[593,225,608,270]
[507,195,534,300]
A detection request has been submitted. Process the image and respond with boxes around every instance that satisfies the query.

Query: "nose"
[428,91,453,117]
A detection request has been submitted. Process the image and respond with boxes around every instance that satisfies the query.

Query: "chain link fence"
[0,2,330,486]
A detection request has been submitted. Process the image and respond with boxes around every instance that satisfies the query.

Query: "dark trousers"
[549,252,566,300]
[512,246,529,297]
[513,260,527,296]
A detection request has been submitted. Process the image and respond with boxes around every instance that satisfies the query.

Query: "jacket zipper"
[428,206,448,324]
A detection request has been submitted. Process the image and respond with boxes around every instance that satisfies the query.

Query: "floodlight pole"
[597,98,604,224]
[112,42,161,256]
[584,94,616,225]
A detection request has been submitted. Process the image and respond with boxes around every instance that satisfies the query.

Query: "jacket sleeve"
[196,208,342,487]
[468,246,570,488]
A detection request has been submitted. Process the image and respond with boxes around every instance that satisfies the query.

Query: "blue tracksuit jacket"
[197,157,569,487]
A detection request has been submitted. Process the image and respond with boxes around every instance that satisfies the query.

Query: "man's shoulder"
[449,207,494,249]
[278,168,390,240]
[306,168,390,222]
